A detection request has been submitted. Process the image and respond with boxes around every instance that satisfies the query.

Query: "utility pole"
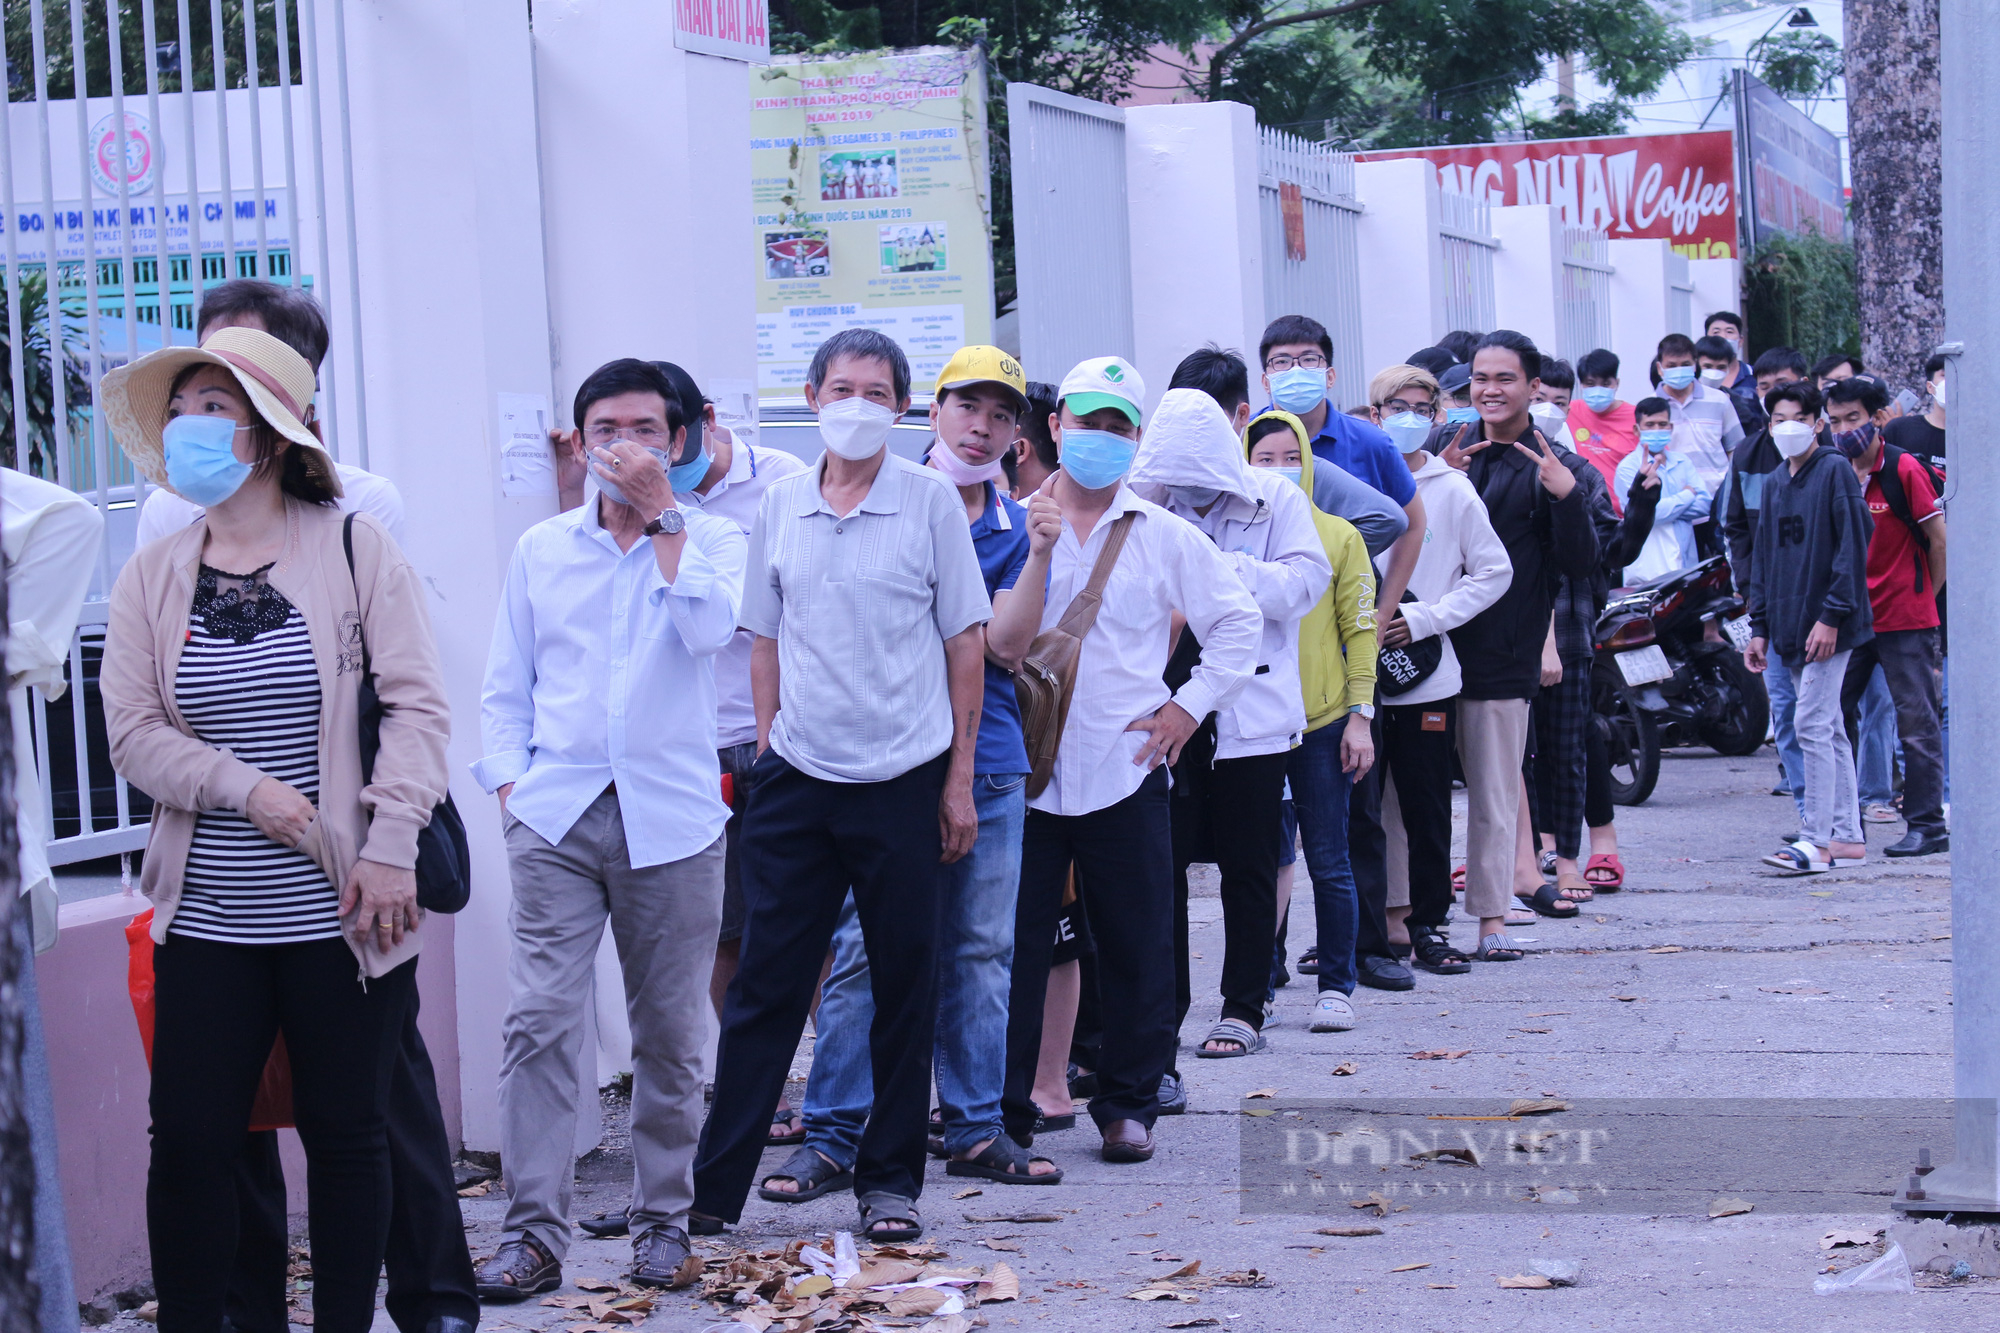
[1898,0,1999,1217]
[0,510,34,1332]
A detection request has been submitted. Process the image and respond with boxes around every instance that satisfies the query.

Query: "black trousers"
[693,751,946,1219]
[1346,710,1396,963]
[1841,627,1947,836]
[1529,660,1593,860]
[149,936,415,1333]
[1171,750,1289,1034]
[1004,767,1172,1138]
[1584,701,1616,831]
[1382,701,1457,931]
[227,1002,476,1333]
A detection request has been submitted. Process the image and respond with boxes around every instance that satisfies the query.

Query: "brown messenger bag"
[1014,512,1137,799]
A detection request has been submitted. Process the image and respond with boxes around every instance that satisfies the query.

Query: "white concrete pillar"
[1490,204,1563,359]
[533,4,757,417]
[333,1,563,1150]
[1609,238,1675,398]
[1688,256,1744,338]
[1124,101,1263,412]
[1353,159,1444,376]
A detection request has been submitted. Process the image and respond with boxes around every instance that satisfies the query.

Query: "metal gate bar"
[1558,224,1613,364]
[1257,127,1364,409]
[1438,189,1497,337]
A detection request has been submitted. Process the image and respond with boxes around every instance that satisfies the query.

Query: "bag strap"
[342,513,374,683]
[1872,445,1932,594]
[1052,511,1136,639]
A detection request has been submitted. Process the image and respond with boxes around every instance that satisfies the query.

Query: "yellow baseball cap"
[935,345,1028,413]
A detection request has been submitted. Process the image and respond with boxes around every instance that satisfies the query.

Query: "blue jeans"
[1287,723,1357,996]
[1856,666,1897,808]
[1765,652,1806,826]
[803,772,1027,1165]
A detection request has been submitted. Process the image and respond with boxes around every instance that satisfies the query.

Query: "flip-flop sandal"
[768,1107,806,1146]
[1195,1017,1266,1058]
[1555,876,1595,904]
[1517,883,1580,919]
[1474,933,1524,962]
[1537,849,1558,877]
[1584,853,1625,891]
[756,1146,854,1203]
[1296,947,1321,976]
[1451,864,1467,892]
[1761,841,1828,874]
[1033,1110,1077,1133]
[1502,906,1537,925]
[945,1135,1064,1185]
[857,1191,923,1243]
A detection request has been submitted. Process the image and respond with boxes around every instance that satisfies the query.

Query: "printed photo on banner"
[879,223,946,274]
[820,150,900,200]
[764,231,831,279]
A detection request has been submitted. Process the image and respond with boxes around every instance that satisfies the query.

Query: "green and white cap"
[1059,355,1146,426]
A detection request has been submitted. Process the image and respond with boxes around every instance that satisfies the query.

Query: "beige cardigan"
[103,498,450,977]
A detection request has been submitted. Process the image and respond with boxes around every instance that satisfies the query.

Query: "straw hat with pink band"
[99,325,344,500]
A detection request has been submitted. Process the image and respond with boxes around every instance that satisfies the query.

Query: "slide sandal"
[1584,853,1625,891]
[1516,884,1580,919]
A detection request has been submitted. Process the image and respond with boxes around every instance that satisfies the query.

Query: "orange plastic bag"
[127,908,296,1131]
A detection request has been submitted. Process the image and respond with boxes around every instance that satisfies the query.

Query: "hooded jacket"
[1612,448,1712,583]
[1244,410,1377,732]
[1132,389,1332,757]
[1746,444,1875,659]
[1376,451,1512,706]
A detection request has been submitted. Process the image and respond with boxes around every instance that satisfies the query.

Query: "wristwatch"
[1349,703,1377,720]
[643,506,686,537]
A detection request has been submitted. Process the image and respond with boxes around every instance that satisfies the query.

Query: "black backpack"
[343,514,472,914]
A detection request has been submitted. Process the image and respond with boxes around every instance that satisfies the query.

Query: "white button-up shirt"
[678,439,810,749]
[1033,487,1261,817]
[472,499,746,868]
[740,451,990,784]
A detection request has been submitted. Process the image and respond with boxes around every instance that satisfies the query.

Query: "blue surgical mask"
[1269,366,1328,415]
[1640,428,1673,456]
[1445,405,1479,425]
[163,414,253,506]
[1579,386,1616,413]
[1273,465,1304,490]
[667,445,711,493]
[591,445,670,507]
[1660,365,1697,390]
[1059,428,1137,491]
[1382,412,1431,454]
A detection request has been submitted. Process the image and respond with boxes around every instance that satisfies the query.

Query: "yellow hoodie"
[1245,410,1378,733]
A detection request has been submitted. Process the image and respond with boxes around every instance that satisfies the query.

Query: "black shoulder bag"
[343,514,472,913]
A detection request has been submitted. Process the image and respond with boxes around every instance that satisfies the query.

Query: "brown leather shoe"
[1100,1119,1155,1163]
[474,1236,560,1301]
[629,1225,698,1289]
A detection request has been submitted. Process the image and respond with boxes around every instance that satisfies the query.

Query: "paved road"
[454,746,1993,1332]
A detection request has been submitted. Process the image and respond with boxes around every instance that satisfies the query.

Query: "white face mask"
[1771,420,1816,459]
[1932,377,1947,407]
[1699,367,1728,386]
[1169,485,1222,509]
[817,396,898,461]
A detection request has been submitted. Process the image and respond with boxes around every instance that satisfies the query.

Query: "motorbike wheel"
[1693,647,1771,757]
[1597,694,1661,806]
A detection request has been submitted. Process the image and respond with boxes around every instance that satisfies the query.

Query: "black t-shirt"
[1884,415,1947,478]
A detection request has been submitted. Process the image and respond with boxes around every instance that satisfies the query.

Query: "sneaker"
[1864,804,1901,824]
[1309,992,1357,1032]
[1156,1070,1187,1115]
[1356,954,1415,992]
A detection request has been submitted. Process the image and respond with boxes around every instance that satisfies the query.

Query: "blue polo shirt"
[1303,409,1417,508]
[968,482,1032,776]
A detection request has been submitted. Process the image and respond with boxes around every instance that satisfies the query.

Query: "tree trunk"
[0,524,37,1333]
[1844,0,1943,389]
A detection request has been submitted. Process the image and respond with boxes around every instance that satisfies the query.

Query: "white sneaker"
[1309,992,1357,1032]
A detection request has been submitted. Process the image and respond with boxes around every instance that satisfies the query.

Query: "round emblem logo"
[89,111,158,197]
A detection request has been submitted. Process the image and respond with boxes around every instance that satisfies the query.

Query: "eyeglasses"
[584,424,669,446]
[1380,398,1436,419]
[1264,353,1329,372]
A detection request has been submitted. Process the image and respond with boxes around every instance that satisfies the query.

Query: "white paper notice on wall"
[497,392,554,497]
[707,377,759,457]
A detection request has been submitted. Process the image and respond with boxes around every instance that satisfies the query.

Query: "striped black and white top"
[170,563,340,945]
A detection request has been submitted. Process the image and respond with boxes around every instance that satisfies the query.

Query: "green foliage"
[1519,97,1639,141]
[0,269,91,478]
[1749,30,1841,101]
[1215,23,1419,145]
[1744,226,1860,364]
[5,0,302,103]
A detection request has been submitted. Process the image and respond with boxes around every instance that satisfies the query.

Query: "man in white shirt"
[999,356,1261,1165]
[133,280,407,548]
[691,329,990,1244]
[1128,378,1330,1059]
[472,359,746,1295]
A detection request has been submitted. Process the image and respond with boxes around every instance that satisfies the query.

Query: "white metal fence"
[1665,247,1695,339]
[1437,188,1497,337]
[1257,127,1364,409]
[1006,82,1133,383]
[1557,224,1613,364]
[4,0,361,867]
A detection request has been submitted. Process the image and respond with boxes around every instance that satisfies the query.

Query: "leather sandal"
[474,1236,560,1301]
[756,1146,853,1203]
[857,1191,923,1242]
[946,1135,1063,1185]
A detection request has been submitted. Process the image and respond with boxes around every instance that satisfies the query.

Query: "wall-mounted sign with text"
[673,0,770,64]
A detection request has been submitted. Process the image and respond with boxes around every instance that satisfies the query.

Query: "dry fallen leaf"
[953,1187,983,1199]
[884,1287,952,1317]
[1246,1087,1279,1099]
[926,1316,976,1333]
[1498,1274,1554,1289]
[1410,1049,1471,1060]
[1389,1262,1432,1273]
[1331,1062,1358,1076]
[1314,1226,1382,1237]
[573,1279,620,1293]
[979,1238,1023,1253]
[1162,1259,1201,1279]
[456,1182,491,1198]
[1709,1197,1755,1218]
[1410,1147,1480,1167]
[1509,1098,1570,1116]
[1647,945,1684,954]
[977,1262,1020,1304]
[1350,1191,1394,1217]
[789,1274,833,1299]
[1126,1288,1198,1302]
[1820,1228,1884,1250]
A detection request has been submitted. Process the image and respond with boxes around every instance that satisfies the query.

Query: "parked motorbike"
[1591,555,1770,806]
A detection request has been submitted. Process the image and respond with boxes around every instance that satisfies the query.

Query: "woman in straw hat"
[97,327,453,1333]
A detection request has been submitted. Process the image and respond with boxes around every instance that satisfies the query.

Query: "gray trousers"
[1789,649,1861,849]
[497,788,723,1257]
